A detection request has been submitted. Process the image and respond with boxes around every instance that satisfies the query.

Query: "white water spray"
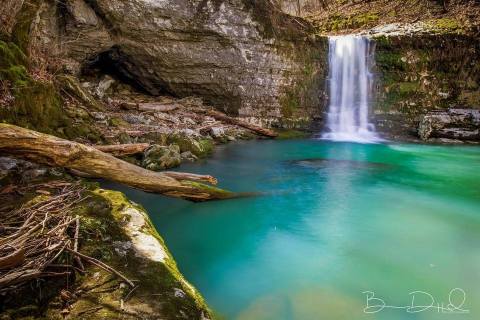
[322,36,380,143]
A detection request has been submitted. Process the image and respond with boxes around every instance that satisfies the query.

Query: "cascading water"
[322,35,380,143]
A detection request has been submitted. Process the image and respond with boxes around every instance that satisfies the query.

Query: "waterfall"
[322,35,380,143]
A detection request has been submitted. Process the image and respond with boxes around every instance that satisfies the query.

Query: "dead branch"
[192,109,278,138]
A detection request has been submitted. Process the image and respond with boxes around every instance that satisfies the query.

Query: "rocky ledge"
[418,108,480,142]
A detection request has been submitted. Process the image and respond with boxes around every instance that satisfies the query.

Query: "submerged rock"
[418,109,480,141]
[290,158,392,170]
[142,144,181,171]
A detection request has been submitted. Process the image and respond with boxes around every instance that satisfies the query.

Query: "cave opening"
[81,46,175,97]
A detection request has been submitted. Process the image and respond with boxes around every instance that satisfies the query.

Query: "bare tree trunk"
[0,124,232,202]
[192,109,278,138]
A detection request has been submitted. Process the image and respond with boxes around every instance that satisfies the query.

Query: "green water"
[115,140,480,320]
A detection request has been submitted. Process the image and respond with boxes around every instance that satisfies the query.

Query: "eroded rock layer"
[372,32,480,140]
[29,0,327,128]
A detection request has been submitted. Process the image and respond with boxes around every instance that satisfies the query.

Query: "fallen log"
[94,143,150,157]
[138,102,179,112]
[68,169,218,185]
[194,109,278,138]
[0,124,233,201]
[118,101,179,112]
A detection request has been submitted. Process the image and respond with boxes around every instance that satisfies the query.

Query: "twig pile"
[0,182,85,293]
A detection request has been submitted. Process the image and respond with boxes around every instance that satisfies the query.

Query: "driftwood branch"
[0,124,232,201]
[68,169,218,185]
[194,109,278,138]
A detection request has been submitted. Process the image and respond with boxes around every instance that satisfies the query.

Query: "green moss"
[376,51,407,71]
[319,12,379,33]
[71,189,213,319]
[280,90,300,117]
[279,42,325,125]
[426,18,464,34]
[168,134,214,158]
[108,117,128,127]
[0,39,99,141]
[180,181,235,200]
[373,35,391,46]
[198,139,214,157]
[0,41,28,68]
[397,81,419,94]
[276,129,309,140]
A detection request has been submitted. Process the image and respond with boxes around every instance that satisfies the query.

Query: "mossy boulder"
[142,144,182,171]
[168,134,214,158]
[25,188,214,320]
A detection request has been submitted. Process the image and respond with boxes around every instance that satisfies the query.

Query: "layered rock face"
[51,0,326,128]
[372,32,480,140]
[418,108,480,141]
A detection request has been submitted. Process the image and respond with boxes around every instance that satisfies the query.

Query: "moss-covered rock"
[142,144,182,171]
[33,188,214,320]
[318,12,379,33]
[57,75,104,111]
[277,38,327,129]
[372,33,480,137]
[168,134,214,158]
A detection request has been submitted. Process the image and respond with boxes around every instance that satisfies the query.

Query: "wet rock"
[181,151,198,162]
[418,109,480,141]
[142,144,181,171]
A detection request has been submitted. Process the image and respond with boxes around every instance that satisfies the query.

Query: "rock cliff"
[372,30,480,140]
[23,0,326,129]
